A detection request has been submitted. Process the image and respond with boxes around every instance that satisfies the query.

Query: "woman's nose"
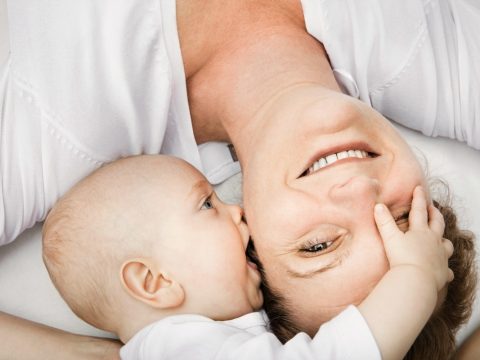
[328,176,380,206]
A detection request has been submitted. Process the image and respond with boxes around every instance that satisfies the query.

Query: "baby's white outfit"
[120,306,381,360]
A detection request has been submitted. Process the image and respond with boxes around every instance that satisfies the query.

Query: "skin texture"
[0,312,121,360]
[133,157,263,322]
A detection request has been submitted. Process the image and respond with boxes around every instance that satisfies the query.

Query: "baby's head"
[43,155,263,342]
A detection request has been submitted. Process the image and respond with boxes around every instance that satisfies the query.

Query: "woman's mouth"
[301,145,379,177]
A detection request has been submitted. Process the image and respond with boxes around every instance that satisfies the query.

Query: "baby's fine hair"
[43,155,172,331]
[42,195,119,330]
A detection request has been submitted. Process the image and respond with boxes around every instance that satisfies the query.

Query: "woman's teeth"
[308,150,371,174]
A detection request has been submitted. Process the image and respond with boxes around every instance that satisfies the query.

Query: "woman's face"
[242,85,428,335]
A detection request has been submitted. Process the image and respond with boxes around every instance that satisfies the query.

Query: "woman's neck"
[179,0,340,157]
[177,0,305,78]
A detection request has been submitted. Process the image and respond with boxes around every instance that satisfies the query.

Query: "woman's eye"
[395,211,409,222]
[303,240,334,253]
[395,211,409,230]
[201,196,215,210]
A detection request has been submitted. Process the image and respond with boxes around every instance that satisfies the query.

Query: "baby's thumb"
[374,204,401,243]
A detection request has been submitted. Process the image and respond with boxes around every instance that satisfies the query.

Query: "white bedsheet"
[0,0,478,346]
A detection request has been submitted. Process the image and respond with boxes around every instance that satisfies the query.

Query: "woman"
[0,0,477,358]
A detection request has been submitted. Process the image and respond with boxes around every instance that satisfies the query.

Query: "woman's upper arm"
[0,311,121,360]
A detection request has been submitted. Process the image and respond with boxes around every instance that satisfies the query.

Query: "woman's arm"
[0,312,121,360]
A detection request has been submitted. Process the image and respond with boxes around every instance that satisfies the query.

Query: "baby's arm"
[358,186,454,360]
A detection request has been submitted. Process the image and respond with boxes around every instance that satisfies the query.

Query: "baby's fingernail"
[374,204,386,214]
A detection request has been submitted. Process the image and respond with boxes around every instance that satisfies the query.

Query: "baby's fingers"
[443,238,454,259]
[429,205,445,236]
[374,204,402,242]
[409,186,428,230]
[448,268,455,282]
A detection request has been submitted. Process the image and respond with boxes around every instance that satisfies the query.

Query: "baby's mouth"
[301,146,379,177]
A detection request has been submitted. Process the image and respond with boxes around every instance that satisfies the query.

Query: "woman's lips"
[300,141,379,178]
[306,149,375,175]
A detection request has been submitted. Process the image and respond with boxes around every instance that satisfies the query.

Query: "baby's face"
[152,162,263,320]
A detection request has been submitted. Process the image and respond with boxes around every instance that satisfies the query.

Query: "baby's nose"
[227,204,244,224]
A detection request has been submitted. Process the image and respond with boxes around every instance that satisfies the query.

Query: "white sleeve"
[268,306,381,360]
[1,0,176,245]
[6,0,173,159]
[121,307,381,360]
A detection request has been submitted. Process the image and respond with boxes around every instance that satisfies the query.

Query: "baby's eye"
[201,196,215,210]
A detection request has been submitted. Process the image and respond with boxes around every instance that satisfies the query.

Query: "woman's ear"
[120,259,184,309]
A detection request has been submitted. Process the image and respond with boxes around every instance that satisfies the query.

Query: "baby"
[42,155,453,360]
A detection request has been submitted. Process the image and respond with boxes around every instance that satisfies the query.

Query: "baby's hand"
[374,186,454,292]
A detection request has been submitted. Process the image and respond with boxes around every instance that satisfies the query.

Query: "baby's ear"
[120,259,184,309]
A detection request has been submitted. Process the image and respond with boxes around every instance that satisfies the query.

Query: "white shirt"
[0,0,238,246]
[301,0,480,149]
[120,306,381,360]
